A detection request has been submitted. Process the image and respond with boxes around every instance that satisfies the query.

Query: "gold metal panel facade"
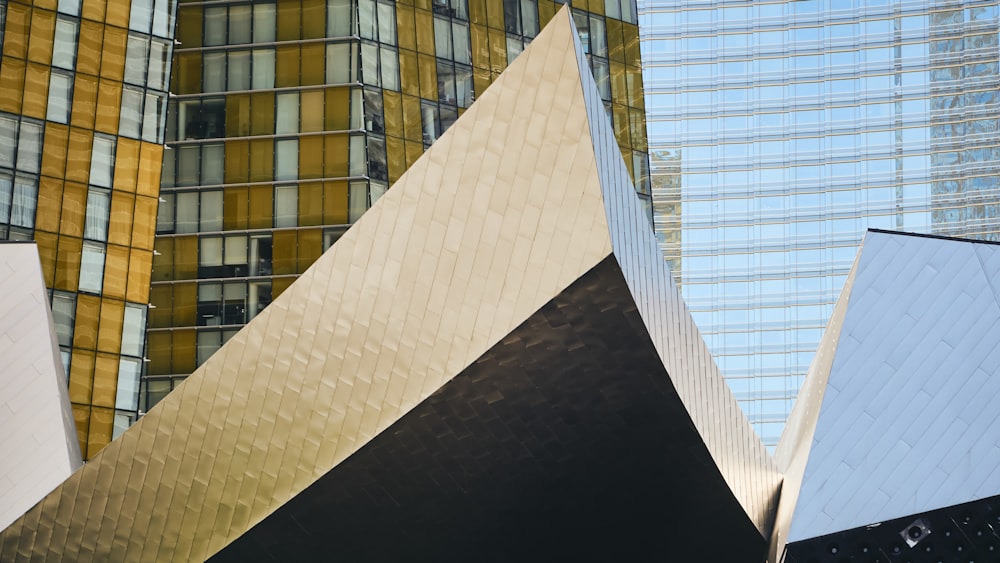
[0,0,176,457]
[1,12,621,558]
[149,0,651,398]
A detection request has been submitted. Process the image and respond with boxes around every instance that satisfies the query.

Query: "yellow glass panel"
[148,285,172,328]
[385,136,405,183]
[272,276,295,299]
[248,185,273,229]
[396,5,416,51]
[21,62,49,120]
[2,3,30,60]
[151,237,173,282]
[404,140,423,168]
[470,24,489,70]
[413,0,430,12]
[87,406,115,459]
[77,21,103,76]
[173,236,198,279]
[272,230,297,275]
[300,135,324,179]
[106,0,131,28]
[69,350,95,404]
[113,138,140,191]
[102,244,130,300]
[95,78,123,135]
[301,90,324,132]
[131,194,157,250]
[97,297,125,353]
[35,231,58,286]
[101,25,127,82]
[383,91,403,139]
[486,0,503,28]
[173,282,197,327]
[71,74,98,130]
[607,18,624,63]
[624,23,641,68]
[324,133,348,177]
[325,87,350,131]
[126,248,152,303]
[71,404,89,459]
[300,43,325,86]
[275,45,300,88]
[626,66,644,110]
[225,140,250,184]
[146,332,171,375]
[60,181,88,237]
[589,0,605,15]
[223,186,249,230]
[323,180,348,224]
[226,93,250,136]
[36,178,63,234]
[417,54,437,100]
[136,142,162,196]
[630,108,647,152]
[250,139,275,182]
[172,329,196,374]
[81,0,108,22]
[302,0,325,39]
[277,0,301,41]
[27,9,55,65]
[92,354,118,408]
[74,294,101,350]
[398,49,420,97]
[41,123,69,180]
[66,130,93,185]
[415,9,434,55]
[0,59,25,113]
[297,229,323,271]
[176,6,202,48]
[468,0,486,25]
[487,28,506,73]
[610,60,626,108]
[298,181,323,226]
[250,92,275,136]
[538,0,555,28]
[473,66,490,98]
[174,51,201,95]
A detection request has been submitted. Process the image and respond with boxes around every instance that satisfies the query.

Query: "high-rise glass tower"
[0,0,176,458]
[640,0,1000,445]
[144,0,651,405]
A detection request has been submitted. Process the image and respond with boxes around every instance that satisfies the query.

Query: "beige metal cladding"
[0,243,82,532]
[0,7,777,560]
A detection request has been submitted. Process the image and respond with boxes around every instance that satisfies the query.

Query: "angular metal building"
[0,242,81,532]
[773,229,1000,562]
[145,0,652,407]
[0,10,779,560]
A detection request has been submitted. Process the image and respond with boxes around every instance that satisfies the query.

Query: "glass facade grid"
[640,0,1000,446]
[0,0,177,458]
[147,0,651,409]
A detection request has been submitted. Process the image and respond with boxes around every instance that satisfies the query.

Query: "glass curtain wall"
[145,0,651,408]
[0,0,176,458]
[640,0,1000,446]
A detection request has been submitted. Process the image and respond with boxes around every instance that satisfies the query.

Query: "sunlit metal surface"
[0,10,776,560]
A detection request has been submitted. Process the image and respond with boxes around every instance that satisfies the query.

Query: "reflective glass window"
[274,139,298,181]
[84,189,111,241]
[10,176,36,228]
[90,134,116,188]
[52,18,78,70]
[79,242,106,293]
[274,185,297,227]
[47,72,73,124]
[16,121,41,174]
[119,87,145,139]
[254,3,276,42]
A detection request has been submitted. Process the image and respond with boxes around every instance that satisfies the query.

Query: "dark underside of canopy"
[212,256,766,562]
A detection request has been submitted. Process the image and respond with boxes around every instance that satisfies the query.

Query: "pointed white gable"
[0,243,82,532]
[785,230,1000,542]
